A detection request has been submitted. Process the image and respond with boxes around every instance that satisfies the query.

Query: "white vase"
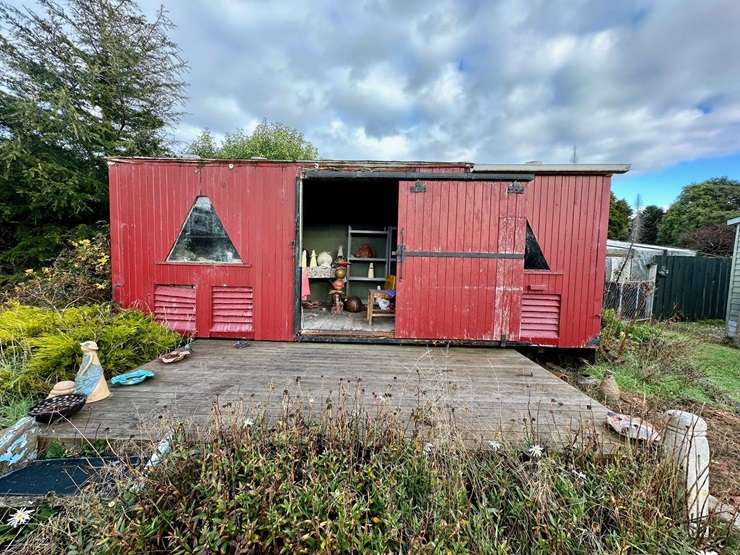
[368,263,375,279]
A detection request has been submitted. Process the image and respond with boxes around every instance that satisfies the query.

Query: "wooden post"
[663,410,710,535]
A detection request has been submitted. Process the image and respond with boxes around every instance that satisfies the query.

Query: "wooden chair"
[367,275,396,325]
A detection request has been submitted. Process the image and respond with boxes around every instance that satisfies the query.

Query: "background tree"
[679,223,735,256]
[637,205,664,244]
[608,192,632,240]
[657,177,740,245]
[187,120,318,160]
[0,0,187,277]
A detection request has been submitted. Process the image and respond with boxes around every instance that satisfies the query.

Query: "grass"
[0,394,33,428]
[580,312,740,507]
[12,405,738,554]
[589,312,739,409]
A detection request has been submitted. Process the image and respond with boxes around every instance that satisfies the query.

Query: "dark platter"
[28,394,87,423]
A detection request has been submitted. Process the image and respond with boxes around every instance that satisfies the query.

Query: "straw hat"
[48,380,76,398]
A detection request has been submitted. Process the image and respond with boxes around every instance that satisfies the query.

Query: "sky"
[10,0,740,208]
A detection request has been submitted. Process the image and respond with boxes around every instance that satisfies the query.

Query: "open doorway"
[299,178,398,337]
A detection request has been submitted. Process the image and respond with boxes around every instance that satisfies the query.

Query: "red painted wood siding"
[395,180,526,340]
[109,160,297,340]
[110,160,612,348]
[523,175,611,347]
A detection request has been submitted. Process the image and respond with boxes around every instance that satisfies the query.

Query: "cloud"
[26,0,740,169]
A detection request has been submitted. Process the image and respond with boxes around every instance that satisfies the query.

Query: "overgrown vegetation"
[594,310,739,409]
[583,312,739,506]
[0,303,180,401]
[2,231,111,306]
[14,407,736,554]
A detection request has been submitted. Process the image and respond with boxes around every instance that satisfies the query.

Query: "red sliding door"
[395,179,527,341]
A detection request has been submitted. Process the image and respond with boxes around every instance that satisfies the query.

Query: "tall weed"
[19,405,735,554]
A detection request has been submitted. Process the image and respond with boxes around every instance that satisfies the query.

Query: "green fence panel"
[653,255,731,321]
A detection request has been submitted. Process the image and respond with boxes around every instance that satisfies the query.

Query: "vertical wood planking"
[109,160,296,340]
[523,174,612,347]
[396,180,524,341]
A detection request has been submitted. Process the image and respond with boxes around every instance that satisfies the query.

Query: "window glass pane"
[167,197,242,263]
[524,222,549,270]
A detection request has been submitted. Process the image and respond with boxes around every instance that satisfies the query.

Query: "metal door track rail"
[303,170,535,181]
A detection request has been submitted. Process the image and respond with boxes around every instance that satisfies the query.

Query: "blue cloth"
[111,369,155,386]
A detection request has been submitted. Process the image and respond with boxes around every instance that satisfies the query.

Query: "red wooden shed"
[107,158,629,349]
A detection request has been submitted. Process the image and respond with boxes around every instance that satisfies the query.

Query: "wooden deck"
[40,341,618,449]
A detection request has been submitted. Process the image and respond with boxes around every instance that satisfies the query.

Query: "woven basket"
[28,394,87,424]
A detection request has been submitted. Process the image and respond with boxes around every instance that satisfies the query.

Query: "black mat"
[0,457,137,497]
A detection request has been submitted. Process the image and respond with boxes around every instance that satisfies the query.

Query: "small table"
[367,290,395,324]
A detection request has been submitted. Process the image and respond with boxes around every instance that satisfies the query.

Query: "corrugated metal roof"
[473,163,630,174]
[606,239,695,256]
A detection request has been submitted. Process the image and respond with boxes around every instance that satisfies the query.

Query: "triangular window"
[167,197,242,263]
[524,222,549,270]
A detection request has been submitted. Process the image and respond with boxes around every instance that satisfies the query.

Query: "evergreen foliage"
[637,205,664,244]
[0,0,187,274]
[657,177,740,246]
[608,192,632,240]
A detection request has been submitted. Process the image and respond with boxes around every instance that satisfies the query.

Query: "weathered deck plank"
[40,341,617,449]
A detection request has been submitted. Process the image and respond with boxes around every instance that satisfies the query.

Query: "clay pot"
[343,296,364,313]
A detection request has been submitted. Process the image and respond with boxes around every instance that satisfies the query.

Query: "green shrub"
[0,302,180,398]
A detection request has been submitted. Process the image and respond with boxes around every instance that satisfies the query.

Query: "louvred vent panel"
[153,285,196,334]
[520,293,560,339]
[211,286,254,334]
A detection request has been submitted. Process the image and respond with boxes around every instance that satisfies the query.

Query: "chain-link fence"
[603,280,654,321]
[603,253,655,321]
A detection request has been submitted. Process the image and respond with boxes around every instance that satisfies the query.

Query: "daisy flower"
[8,508,33,528]
[487,440,502,451]
[423,442,434,455]
[527,444,544,458]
